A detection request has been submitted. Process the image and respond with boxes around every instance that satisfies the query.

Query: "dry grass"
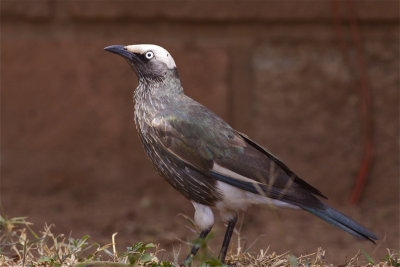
[227,247,398,267]
[0,215,398,267]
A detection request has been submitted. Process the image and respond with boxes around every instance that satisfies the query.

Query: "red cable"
[345,0,374,204]
[330,0,374,204]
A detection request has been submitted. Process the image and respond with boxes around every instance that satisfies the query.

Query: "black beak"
[104,45,134,59]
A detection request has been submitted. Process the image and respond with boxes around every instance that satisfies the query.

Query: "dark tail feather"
[301,204,378,243]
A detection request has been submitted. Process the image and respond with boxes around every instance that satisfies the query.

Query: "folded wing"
[150,104,325,209]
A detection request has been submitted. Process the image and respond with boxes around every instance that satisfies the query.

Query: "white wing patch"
[125,44,176,69]
[213,162,262,184]
[215,181,298,222]
[212,162,298,221]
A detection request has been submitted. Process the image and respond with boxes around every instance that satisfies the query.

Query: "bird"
[104,44,378,265]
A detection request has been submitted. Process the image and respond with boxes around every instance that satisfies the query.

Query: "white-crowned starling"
[104,44,377,265]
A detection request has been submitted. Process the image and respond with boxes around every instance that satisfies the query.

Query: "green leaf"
[145,243,156,249]
[205,258,224,266]
[361,248,375,265]
[131,241,146,252]
[288,255,298,267]
[140,253,154,263]
[127,254,139,265]
[37,256,51,263]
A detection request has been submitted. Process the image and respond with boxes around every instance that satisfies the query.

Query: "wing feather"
[150,104,325,208]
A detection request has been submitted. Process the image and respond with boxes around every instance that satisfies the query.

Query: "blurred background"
[1,0,399,264]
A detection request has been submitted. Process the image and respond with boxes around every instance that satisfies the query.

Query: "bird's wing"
[151,104,325,207]
[236,132,327,199]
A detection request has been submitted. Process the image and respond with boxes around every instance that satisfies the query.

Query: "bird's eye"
[145,51,154,59]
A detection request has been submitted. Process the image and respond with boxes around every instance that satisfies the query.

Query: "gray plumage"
[104,44,377,264]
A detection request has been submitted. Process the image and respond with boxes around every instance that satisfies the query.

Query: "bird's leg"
[218,214,238,264]
[184,227,212,266]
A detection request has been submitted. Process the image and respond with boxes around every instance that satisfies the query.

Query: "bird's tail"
[301,204,378,243]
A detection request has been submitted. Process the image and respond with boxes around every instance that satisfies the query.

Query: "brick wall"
[1,0,398,262]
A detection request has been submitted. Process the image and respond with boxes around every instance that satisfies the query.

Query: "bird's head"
[104,44,177,81]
